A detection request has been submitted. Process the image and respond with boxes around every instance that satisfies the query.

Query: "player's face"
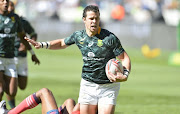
[83,11,100,36]
[8,1,14,13]
[0,0,9,14]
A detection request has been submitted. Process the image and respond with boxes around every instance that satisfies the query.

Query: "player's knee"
[65,98,76,105]
[40,88,52,95]
[8,91,17,97]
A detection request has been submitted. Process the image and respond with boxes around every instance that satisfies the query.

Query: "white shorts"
[0,57,17,77]
[14,57,28,76]
[78,79,120,105]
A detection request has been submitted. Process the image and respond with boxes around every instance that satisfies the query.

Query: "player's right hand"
[25,37,41,49]
[32,54,40,65]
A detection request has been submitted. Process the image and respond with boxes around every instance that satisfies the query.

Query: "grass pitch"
[3,46,180,114]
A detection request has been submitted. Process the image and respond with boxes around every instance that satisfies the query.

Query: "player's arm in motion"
[0,88,80,114]
[18,32,40,65]
[107,51,131,82]
[25,38,68,50]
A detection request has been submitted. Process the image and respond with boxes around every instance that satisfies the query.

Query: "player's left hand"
[107,69,127,82]
[32,54,40,65]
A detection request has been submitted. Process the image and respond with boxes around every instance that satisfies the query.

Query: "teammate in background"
[26,5,131,114]
[0,88,80,114]
[0,0,40,110]
[6,1,40,108]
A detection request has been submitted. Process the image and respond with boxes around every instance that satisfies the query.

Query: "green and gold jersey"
[14,17,37,57]
[0,12,23,58]
[64,28,124,84]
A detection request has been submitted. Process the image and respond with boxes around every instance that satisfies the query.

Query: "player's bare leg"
[4,75,18,108]
[80,104,98,114]
[60,98,76,113]
[0,72,4,101]
[18,75,27,90]
[36,88,58,114]
[98,104,115,114]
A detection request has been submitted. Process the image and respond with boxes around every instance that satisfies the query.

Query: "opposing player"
[26,5,131,114]
[0,0,40,109]
[0,88,80,114]
[6,1,40,108]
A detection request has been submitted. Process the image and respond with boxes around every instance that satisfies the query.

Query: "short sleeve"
[16,15,23,33]
[113,37,124,56]
[64,32,76,45]
[106,33,124,56]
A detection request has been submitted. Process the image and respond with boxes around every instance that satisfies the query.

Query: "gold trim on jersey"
[98,27,101,34]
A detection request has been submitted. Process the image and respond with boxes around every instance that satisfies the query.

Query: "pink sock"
[8,94,40,114]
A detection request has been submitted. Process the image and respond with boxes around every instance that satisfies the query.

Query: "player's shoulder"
[73,30,86,36]
[8,12,19,18]
[8,12,21,21]
[20,16,28,22]
[101,28,117,40]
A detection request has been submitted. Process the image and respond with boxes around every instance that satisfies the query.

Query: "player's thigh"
[0,57,5,82]
[36,88,58,113]
[80,104,97,114]
[4,75,18,96]
[78,79,98,105]
[98,104,115,114]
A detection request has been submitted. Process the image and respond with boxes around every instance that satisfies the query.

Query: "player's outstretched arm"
[25,38,68,50]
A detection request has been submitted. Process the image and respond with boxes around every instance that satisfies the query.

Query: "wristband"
[38,42,50,49]
[29,49,35,55]
[123,69,130,77]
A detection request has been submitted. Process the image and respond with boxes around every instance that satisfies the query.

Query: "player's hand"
[107,69,127,82]
[32,54,40,65]
[115,71,128,82]
[18,43,27,52]
[25,37,41,49]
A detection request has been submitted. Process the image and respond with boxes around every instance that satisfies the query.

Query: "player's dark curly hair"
[82,5,100,18]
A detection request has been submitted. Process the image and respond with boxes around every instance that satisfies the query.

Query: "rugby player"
[5,1,40,108]
[26,5,131,114]
[0,0,40,109]
[0,88,80,114]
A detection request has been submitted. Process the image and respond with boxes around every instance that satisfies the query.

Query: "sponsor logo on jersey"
[79,38,86,44]
[4,28,11,34]
[88,41,94,47]
[4,18,10,24]
[97,40,103,47]
[88,52,95,58]
[83,56,104,61]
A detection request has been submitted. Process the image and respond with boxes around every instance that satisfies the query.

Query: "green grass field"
[3,46,180,114]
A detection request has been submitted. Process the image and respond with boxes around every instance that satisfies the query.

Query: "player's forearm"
[18,32,32,50]
[117,51,131,78]
[49,39,67,50]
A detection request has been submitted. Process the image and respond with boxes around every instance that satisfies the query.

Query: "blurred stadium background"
[12,0,179,50]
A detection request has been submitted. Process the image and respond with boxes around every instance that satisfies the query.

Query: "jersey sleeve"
[64,32,76,45]
[113,37,124,56]
[16,15,23,33]
[22,18,37,38]
[107,33,124,56]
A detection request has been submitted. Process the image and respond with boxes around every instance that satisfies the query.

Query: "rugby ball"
[105,58,123,80]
